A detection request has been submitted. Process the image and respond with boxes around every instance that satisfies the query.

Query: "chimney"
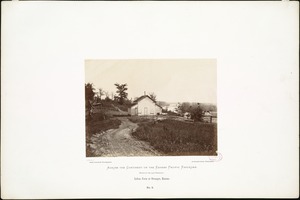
[144,91,146,96]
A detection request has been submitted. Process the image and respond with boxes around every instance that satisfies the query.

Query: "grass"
[101,100,129,112]
[129,116,156,123]
[131,119,217,156]
[86,112,121,156]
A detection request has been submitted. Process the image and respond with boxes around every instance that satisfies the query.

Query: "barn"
[128,95,162,116]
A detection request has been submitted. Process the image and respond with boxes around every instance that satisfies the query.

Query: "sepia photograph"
[85,59,217,157]
[2,1,298,198]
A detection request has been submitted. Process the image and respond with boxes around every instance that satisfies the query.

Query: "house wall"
[155,105,162,115]
[128,104,138,115]
[129,97,163,116]
[137,98,156,115]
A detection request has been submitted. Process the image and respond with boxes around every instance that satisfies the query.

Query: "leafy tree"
[104,96,111,102]
[114,83,128,105]
[85,83,95,119]
[149,92,157,102]
[177,102,204,121]
[178,102,192,114]
[191,103,203,121]
[110,92,115,100]
[98,88,104,100]
[104,91,110,99]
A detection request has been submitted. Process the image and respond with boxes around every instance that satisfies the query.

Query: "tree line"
[85,82,157,118]
[177,102,217,113]
[176,102,217,122]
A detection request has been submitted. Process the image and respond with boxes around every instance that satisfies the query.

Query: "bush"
[191,108,203,122]
[105,97,111,102]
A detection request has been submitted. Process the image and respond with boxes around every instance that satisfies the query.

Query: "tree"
[104,91,110,99]
[149,92,157,102]
[177,102,204,120]
[110,92,115,100]
[85,83,95,119]
[191,103,203,122]
[98,88,104,100]
[178,102,192,114]
[114,83,128,105]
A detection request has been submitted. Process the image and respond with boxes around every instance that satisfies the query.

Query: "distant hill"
[156,101,169,107]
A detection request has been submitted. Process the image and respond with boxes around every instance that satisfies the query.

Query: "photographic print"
[85,59,217,157]
[2,1,298,198]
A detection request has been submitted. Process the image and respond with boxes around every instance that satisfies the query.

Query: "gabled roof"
[131,95,162,109]
[133,95,154,103]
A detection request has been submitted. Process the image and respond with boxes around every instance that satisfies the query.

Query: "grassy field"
[130,118,217,156]
[100,101,129,112]
[86,113,121,156]
[92,101,129,116]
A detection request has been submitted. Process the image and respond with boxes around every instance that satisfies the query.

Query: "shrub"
[191,107,203,122]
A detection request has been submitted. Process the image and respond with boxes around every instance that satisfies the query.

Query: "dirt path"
[88,118,160,157]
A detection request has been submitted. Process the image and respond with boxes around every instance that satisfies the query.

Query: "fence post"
[210,116,212,123]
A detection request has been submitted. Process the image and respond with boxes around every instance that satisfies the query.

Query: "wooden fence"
[202,116,217,123]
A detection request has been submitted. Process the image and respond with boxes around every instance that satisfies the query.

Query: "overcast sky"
[85,59,216,104]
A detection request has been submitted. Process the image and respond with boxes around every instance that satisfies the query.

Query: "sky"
[85,59,217,104]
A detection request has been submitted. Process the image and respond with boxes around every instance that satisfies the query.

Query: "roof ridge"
[132,95,163,109]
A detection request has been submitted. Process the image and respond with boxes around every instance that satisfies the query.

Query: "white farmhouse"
[128,95,162,116]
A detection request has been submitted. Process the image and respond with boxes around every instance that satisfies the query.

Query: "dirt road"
[88,118,160,157]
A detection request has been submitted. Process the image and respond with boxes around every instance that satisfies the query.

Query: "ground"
[131,117,217,156]
[86,114,217,157]
[87,117,160,157]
